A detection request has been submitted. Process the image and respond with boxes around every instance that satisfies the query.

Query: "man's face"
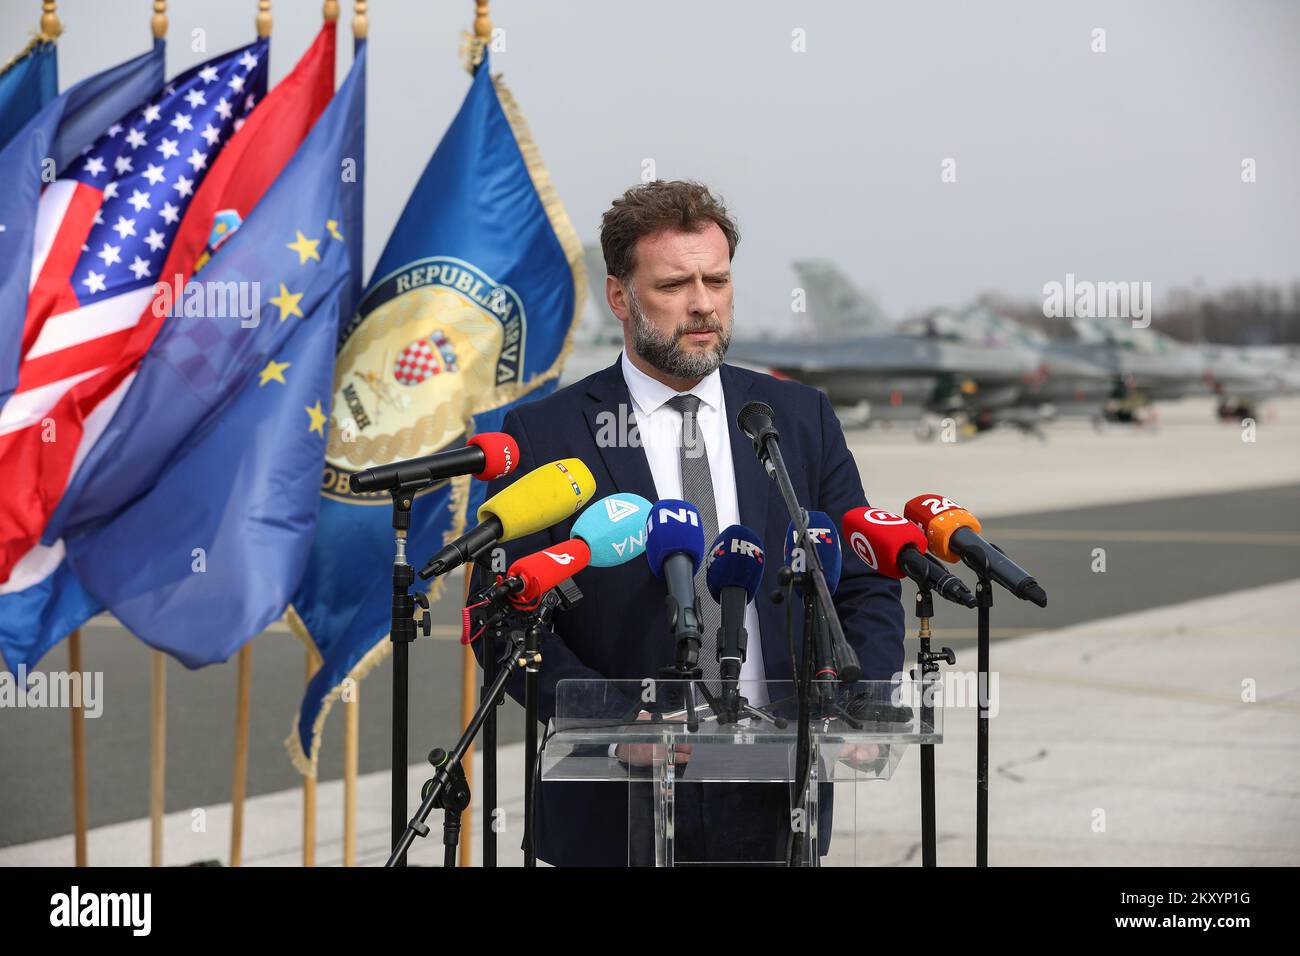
[607,222,734,381]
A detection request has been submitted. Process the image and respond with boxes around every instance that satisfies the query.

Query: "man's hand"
[615,710,692,767]
[836,742,884,773]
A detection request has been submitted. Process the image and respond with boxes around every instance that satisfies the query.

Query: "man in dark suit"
[474,180,904,865]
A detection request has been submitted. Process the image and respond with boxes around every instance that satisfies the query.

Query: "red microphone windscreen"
[842,508,927,580]
[467,432,520,481]
[507,538,591,606]
[902,493,982,563]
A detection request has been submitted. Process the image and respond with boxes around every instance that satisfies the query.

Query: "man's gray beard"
[626,282,732,380]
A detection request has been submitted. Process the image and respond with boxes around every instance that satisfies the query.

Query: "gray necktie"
[666,394,721,687]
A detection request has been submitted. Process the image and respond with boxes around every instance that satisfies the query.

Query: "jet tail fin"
[792,259,895,338]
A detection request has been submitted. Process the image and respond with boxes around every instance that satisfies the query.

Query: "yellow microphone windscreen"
[479,458,596,541]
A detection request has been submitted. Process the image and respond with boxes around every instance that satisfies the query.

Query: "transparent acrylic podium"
[539,678,943,866]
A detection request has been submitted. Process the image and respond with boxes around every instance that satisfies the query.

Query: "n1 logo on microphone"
[652,506,700,528]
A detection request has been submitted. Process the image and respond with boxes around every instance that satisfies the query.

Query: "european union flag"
[287,50,585,774]
[0,36,57,149]
[60,44,368,667]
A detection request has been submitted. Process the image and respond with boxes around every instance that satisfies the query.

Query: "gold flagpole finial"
[151,0,167,40]
[323,0,339,22]
[353,0,368,40]
[40,1,63,40]
[473,0,492,43]
[256,0,272,38]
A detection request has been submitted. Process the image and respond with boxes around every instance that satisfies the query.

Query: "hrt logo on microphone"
[716,538,763,560]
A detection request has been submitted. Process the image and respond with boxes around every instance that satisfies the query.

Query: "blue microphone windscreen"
[783,512,843,594]
[644,499,705,578]
[572,493,654,567]
[705,524,765,602]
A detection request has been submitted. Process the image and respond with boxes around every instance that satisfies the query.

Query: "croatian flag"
[0,41,269,585]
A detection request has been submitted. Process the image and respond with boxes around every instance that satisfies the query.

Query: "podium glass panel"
[540,678,943,866]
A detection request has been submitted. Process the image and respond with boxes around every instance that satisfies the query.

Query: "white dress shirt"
[621,350,769,706]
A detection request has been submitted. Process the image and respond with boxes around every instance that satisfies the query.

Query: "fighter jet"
[723,261,1050,435]
[895,305,1115,425]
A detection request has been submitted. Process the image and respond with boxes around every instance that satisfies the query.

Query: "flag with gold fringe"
[286,43,585,775]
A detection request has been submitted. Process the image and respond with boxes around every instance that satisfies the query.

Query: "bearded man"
[475,180,904,866]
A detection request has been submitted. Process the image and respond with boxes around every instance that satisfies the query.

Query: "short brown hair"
[599,180,740,282]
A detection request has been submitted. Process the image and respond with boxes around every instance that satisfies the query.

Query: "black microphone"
[349,432,518,493]
[920,554,977,608]
[737,401,780,475]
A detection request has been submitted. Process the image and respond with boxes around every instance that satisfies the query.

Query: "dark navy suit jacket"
[473,358,905,865]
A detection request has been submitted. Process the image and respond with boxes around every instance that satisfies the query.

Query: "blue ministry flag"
[59,44,368,668]
[286,49,585,774]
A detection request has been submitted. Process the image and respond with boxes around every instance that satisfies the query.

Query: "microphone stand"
[910,585,955,868]
[958,547,994,868]
[745,417,857,867]
[387,480,434,867]
[387,578,581,867]
[469,547,503,869]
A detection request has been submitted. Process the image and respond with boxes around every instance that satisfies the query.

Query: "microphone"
[571,494,654,566]
[782,514,842,595]
[841,507,976,607]
[644,499,706,665]
[505,539,592,607]
[419,458,596,579]
[349,432,518,493]
[736,400,780,475]
[903,494,1047,607]
[704,525,765,686]
[782,513,861,684]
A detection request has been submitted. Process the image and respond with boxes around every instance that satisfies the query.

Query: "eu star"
[287,230,321,265]
[259,358,291,386]
[269,283,305,321]
[304,400,327,436]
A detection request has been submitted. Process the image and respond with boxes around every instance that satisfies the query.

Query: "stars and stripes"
[0,40,269,583]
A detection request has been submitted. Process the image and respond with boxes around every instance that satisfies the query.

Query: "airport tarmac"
[1,395,1297,861]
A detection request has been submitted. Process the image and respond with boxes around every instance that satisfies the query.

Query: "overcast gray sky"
[5,0,1298,331]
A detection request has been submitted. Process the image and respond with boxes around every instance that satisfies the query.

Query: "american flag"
[0,41,268,584]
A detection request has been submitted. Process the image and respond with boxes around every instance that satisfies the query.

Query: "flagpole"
[68,628,88,866]
[353,0,367,42]
[303,647,321,866]
[149,650,166,866]
[343,679,358,866]
[323,1,339,24]
[229,644,252,866]
[40,1,62,40]
[256,0,271,38]
[144,0,168,869]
